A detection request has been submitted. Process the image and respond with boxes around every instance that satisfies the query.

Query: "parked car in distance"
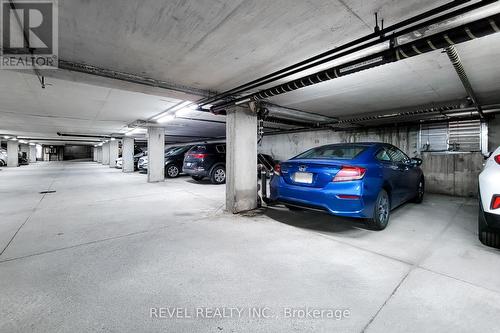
[165,145,193,178]
[183,144,226,184]
[183,143,279,185]
[270,143,425,230]
[18,153,29,166]
[138,147,180,174]
[116,148,145,170]
[115,157,123,169]
[478,146,500,248]
[137,155,148,172]
[0,148,7,166]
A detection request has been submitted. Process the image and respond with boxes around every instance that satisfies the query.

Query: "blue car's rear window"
[293,145,367,160]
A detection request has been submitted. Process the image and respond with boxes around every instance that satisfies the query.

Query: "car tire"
[285,205,304,211]
[191,175,204,181]
[165,164,180,178]
[210,166,226,184]
[366,189,390,230]
[412,178,425,203]
[478,198,500,249]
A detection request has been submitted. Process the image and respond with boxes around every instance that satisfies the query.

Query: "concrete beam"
[226,105,258,213]
[147,127,165,183]
[102,142,110,165]
[122,137,135,173]
[7,141,19,167]
[109,140,119,168]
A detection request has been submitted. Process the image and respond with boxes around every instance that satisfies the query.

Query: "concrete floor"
[1,162,500,333]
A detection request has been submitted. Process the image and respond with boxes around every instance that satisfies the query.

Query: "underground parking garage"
[2,0,500,332]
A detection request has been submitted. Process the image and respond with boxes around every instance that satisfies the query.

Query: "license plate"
[293,172,313,184]
[186,162,193,167]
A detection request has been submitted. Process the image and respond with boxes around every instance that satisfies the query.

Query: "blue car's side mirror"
[410,158,423,167]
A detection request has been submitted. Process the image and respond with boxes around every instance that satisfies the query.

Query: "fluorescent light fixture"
[125,128,146,136]
[18,140,27,144]
[11,138,18,141]
[110,138,116,141]
[175,108,192,117]
[157,114,175,123]
[29,143,36,146]
[3,135,10,139]
[98,143,103,147]
[152,100,194,121]
[171,101,193,112]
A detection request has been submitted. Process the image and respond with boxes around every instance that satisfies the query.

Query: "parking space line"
[0,165,65,257]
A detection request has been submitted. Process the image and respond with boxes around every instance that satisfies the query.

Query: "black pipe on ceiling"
[200,0,492,107]
[211,12,500,113]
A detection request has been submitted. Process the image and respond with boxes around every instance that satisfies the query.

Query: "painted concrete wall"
[260,119,500,198]
[260,126,418,161]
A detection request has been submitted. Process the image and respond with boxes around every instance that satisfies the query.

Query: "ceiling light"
[157,114,176,123]
[110,138,116,141]
[171,101,193,112]
[29,143,36,146]
[152,101,194,121]
[11,138,18,141]
[3,135,10,139]
[175,108,192,117]
[125,128,145,136]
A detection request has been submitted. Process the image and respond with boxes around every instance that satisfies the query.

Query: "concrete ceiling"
[59,0,447,91]
[1,0,499,144]
[267,33,500,117]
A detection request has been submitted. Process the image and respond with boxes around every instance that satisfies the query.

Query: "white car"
[115,157,123,169]
[137,156,148,173]
[0,148,7,166]
[478,146,500,248]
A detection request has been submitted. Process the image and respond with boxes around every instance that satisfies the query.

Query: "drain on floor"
[39,190,56,194]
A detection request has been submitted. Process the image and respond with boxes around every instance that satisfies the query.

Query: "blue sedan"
[270,143,424,230]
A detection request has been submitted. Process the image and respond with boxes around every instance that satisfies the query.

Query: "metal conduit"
[211,12,500,114]
[445,45,484,117]
[198,0,477,106]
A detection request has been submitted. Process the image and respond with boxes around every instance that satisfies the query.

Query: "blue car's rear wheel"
[367,189,390,230]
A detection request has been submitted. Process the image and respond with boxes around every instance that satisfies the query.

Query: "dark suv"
[183,143,226,184]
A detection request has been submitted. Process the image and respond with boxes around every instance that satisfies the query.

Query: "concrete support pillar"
[109,140,119,168]
[7,141,19,167]
[122,137,135,173]
[29,145,37,163]
[97,147,103,163]
[226,105,258,213]
[102,142,110,165]
[93,147,97,162]
[147,127,165,182]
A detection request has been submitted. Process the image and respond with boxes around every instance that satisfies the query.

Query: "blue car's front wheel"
[367,189,390,230]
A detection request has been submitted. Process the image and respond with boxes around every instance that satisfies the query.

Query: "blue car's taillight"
[333,166,366,182]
